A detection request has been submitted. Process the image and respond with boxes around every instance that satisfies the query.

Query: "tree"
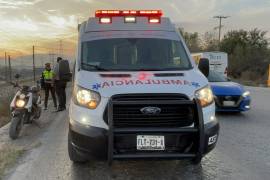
[220,28,269,82]
[202,31,219,51]
[178,28,202,52]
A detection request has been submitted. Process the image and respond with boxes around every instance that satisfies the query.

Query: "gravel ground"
[2,86,270,180]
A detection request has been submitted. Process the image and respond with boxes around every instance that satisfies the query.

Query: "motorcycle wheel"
[9,116,23,140]
[35,106,42,119]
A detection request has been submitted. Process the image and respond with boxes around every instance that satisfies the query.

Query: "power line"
[213,15,230,44]
[34,46,73,51]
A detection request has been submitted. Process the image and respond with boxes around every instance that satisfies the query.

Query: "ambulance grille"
[105,94,195,128]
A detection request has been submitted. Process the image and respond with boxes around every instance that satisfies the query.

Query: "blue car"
[207,71,251,112]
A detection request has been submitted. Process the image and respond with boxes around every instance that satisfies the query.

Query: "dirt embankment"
[0,85,16,128]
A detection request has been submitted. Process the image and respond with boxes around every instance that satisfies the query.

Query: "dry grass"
[0,97,11,128]
[0,146,25,179]
[238,71,268,86]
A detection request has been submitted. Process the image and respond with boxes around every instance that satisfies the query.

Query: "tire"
[9,116,23,140]
[191,156,202,165]
[34,106,42,119]
[68,132,88,163]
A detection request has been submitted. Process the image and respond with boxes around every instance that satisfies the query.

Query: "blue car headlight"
[242,91,250,98]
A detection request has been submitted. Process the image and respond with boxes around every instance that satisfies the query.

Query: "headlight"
[73,85,101,109]
[195,85,214,107]
[242,91,250,98]
[15,99,26,108]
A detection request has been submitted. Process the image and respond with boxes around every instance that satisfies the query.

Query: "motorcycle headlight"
[242,91,250,98]
[16,99,26,108]
[73,85,101,109]
[195,85,214,107]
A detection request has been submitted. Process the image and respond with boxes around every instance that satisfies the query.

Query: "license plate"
[137,135,165,150]
[223,101,235,106]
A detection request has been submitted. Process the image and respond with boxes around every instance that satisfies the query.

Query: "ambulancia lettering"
[92,79,200,90]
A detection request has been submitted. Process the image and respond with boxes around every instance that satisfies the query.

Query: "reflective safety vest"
[43,70,54,83]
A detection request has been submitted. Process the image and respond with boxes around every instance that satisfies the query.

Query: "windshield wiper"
[81,63,109,71]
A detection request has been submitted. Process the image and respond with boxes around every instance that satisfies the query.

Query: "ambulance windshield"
[81,38,192,71]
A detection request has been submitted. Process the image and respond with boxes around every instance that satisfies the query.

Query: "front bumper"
[215,96,251,112]
[69,114,219,161]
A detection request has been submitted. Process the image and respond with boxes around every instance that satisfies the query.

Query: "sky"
[0,0,269,59]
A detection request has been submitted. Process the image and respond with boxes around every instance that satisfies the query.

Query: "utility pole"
[4,52,7,82]
[213,16,230,43]
[59,40,63,57]
[33,46,36,81]
[8,55,12,83]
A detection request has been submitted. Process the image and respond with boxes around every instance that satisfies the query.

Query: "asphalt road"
[5,86,270,180]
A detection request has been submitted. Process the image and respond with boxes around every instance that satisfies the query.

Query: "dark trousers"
[44,83,57,108]
[55,81,67,109]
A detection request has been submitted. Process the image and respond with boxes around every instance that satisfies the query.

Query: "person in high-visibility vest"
[41,63,57,110]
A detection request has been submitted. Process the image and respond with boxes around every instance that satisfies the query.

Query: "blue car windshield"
[207,71,228,82]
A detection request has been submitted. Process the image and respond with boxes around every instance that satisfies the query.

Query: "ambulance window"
[171,41,189,67]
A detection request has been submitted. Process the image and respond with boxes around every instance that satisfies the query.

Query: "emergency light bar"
[95,10,163,24]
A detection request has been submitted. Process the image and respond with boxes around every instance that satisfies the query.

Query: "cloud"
[238,6,270,17]
[168,0,217,22]
[47,9,57,12]
[0,0,43,9]
[0,16,38,31]
[0,0,269,55]
[47,15,77,29]
[75,0,95,3]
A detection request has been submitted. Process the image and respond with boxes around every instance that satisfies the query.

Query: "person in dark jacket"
[54,57,67,111]
[41,63,57,110]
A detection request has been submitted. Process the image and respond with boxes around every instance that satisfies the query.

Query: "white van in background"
[192,52,228,77]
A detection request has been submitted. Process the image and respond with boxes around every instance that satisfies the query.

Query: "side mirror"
[227,77,231,81]
[14,74,20,79]
[198,58,209,77]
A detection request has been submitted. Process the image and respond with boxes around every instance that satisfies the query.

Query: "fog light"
[210,115,216,121]
[81,117,88,124]
[208,134,218,145]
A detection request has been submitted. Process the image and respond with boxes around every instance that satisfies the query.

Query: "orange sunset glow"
[0,0,269,62]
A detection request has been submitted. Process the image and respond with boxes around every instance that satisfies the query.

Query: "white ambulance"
[69,10,219,165]
[192,52,228,77]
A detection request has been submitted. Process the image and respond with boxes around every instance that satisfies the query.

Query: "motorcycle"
[9,74,42,139]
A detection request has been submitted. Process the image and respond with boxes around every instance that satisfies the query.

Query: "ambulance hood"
[76,69,208,99]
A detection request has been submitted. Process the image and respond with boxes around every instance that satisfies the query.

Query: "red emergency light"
[95,10,163,24]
